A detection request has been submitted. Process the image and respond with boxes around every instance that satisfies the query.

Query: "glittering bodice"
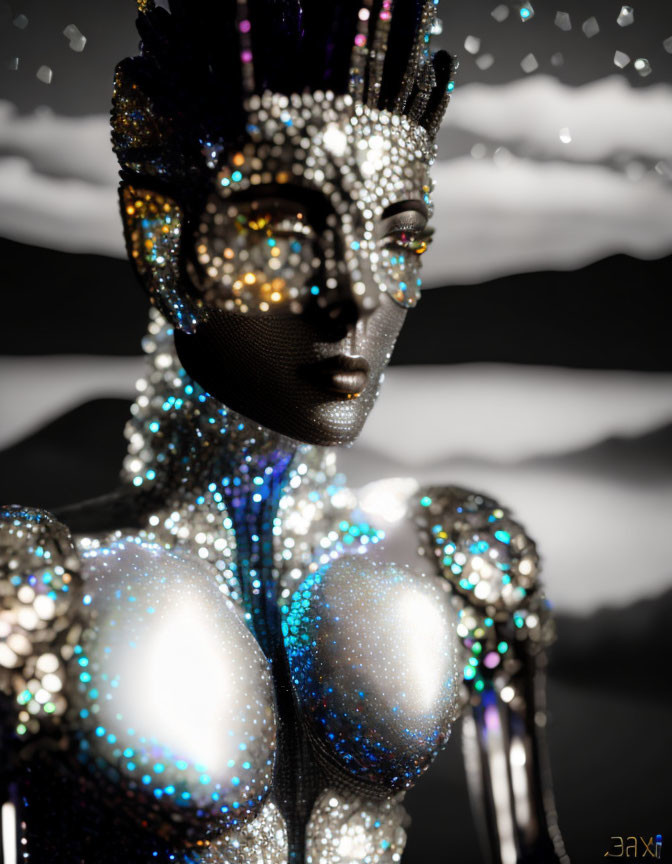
[0,315,460,864]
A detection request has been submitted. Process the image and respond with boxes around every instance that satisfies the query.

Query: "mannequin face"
[173,256,409,446]
[123,93,435,445]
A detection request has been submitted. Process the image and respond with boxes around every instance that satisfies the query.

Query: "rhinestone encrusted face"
[122,92,436,329]
[113,0,453,333]
[196,93,435,312]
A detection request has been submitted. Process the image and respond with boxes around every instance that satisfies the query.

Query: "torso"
[1,474,458,864]
[0,317,459,863]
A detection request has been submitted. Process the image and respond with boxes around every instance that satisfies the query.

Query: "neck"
[122,310,334,657]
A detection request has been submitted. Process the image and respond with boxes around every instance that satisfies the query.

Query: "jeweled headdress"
[114,0,452,171]
[112,0,454,328]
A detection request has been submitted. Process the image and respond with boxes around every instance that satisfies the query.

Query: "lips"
[302,355,370,397]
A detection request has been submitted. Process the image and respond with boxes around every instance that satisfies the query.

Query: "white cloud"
[0,356,144,451]
[361,365,672,465]
[424,156,672,285]
[444,74,672,162]
[0,156,123,257]
[0,101,118,186]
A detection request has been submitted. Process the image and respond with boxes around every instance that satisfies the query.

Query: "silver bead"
[306,789,408,864]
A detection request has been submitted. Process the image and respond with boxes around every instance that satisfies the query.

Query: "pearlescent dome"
[74,538,276,832]
[283,558,460,790]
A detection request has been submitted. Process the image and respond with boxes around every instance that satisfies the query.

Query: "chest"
[74,539,276,836]
[66,485,457,860]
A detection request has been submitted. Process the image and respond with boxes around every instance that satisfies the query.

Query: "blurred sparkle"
[519,3,534,21]
[520,53,539,74]
[655,161,672,180]
[663,36,672,54]
[430,17,443,36]
[582,17,600,38]
[36,65,53,85]
[6,57,19,71]
[617,6,634,27]
[493,146,513,166]
[471,143,487,160]
[464,35,481,55]
[559,127,572,144]
[476,54,495,71]
[554,11,571,32]
[12,13,28,29]
[491,4,509,23]
[63,24,87,53]
[614,50,630,69]
[550,52,564,67]
[634,58,652,77]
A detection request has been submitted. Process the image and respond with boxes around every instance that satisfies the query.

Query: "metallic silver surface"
[0,0,569,855]
[76,537,276,828]
[284,558,460,791]
[0,506,81,733]
[462,663,568,864]
[200,801,288,864]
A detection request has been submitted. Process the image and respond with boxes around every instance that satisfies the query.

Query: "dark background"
[3,0,672,116]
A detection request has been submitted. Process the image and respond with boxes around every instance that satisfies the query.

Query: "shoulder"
[0,505,81,725]
[413,484,539,588]
[414,484,555,652]
[0,504,79,579]
[356,478,553,646]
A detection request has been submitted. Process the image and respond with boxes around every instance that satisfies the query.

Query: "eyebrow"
[380,199,428,220]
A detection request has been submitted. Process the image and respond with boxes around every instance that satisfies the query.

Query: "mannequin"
[0,1,567,862]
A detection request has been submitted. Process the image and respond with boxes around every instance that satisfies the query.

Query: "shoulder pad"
[0,506,81,732]
[414,486,555,692]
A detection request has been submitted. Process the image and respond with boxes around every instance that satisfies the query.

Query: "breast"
[74,536,276,833]
[283,557,460,791]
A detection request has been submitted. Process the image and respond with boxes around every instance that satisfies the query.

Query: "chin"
[172,320,384,447]
[295,397,372,447]
[233,392,373,447]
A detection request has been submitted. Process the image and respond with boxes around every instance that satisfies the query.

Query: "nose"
[305,228,376,338]
[307,273,367,339]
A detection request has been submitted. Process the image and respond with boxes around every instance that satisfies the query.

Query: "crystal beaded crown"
[112,0,454,184]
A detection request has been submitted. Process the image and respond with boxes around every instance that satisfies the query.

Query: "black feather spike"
[421,49,453,137]
[115,0,452,190]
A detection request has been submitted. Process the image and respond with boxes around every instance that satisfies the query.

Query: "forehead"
[211,91,436,220]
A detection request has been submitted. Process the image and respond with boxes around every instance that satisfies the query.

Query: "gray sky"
[1,0,671,115]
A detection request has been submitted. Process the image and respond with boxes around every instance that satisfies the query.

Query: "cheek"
[173,303,406,446]
[366,299,408,372]
[175,312,315,398]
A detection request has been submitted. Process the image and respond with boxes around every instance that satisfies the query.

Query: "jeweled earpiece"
[120,185,203,334]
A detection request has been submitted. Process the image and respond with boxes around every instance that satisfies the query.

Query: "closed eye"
[378,200,430,252]
[383,226,434,255]
[231,198,316,239]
